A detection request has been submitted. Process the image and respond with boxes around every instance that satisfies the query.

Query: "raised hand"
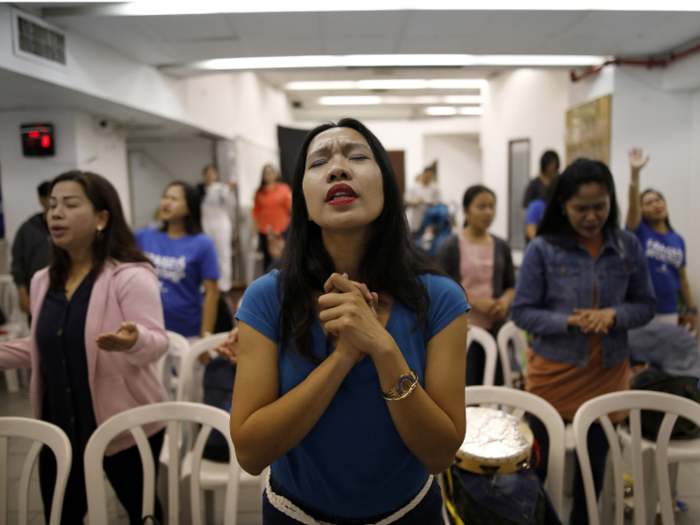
[628,148,649,172]
[96,322,139,351]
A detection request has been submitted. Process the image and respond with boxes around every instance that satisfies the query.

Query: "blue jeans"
[263,474,444,525]
[529,416,611,525]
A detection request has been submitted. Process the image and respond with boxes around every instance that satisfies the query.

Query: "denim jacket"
[511,228,656,368]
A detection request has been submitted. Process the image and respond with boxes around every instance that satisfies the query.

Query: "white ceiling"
[31,8,700,67]
[9,5,700,122]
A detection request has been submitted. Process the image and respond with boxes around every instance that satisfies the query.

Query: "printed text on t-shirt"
[645,238,683,269]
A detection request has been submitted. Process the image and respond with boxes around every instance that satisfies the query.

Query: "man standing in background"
[11,181,51,313]
[523,150,560,208]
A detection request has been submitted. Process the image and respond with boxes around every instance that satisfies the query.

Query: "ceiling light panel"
[285,79,488,91]
[315,96,483,105]
[191,54,607,71]
[318,96,383,105]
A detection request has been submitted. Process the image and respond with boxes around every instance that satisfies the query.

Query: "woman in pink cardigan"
[0,171,169,525]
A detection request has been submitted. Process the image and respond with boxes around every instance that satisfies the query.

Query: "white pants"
[203,218,232,292]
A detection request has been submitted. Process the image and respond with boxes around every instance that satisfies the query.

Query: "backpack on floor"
[631,366,700,440]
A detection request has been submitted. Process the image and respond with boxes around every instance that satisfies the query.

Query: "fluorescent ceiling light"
[316,95,483,105]
[318,96,383,105]
[425,106,485,116]
[425,107,458,116]
[63,1,700,16]
[193,54,606,71]
[285,79,488,91]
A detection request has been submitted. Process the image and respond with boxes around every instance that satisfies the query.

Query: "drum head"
[456,406,534,475]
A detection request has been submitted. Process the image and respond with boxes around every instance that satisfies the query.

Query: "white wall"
[128,138,214,230]
[423,134,482,229]
[75,111,130,223]
[0,110,78,245]
[568,66,615,108]
[481,69,569,237]
[608,66,699,297]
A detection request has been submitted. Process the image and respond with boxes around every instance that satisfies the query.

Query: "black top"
[522,175,558,208]
[35,270,98,455]
[11,212,51,289]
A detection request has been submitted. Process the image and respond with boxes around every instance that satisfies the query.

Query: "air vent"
[11,9,67,69]
[17,16,65,64]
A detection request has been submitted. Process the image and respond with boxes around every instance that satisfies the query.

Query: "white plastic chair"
[84,401,240,525]
[159,331,191,400]
[0,417,72,525]
[572,390,700,525]
[464,386,566,518]
[0,275,30,393]
[467,326,498,387]
[496,321,527,389]
[175,333,266,522]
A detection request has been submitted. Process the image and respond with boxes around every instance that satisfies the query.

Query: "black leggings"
[529,416,611,525]
[39,428,164,525]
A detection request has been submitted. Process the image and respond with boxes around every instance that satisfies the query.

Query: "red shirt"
[252,182,292,234]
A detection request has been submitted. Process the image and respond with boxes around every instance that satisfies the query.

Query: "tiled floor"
[3,374,700,525]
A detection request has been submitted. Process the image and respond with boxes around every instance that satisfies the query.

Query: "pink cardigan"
[0,261,169,455]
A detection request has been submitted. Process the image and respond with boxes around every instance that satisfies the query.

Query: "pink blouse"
[458,234,495,330]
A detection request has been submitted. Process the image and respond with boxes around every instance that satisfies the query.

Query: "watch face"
[398,375,413,394]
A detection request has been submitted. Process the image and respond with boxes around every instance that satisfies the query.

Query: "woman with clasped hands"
[511,159,656,525]
[0,171,169,525]
[229,118,469,524]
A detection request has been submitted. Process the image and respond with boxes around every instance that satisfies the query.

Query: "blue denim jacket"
[511,229,656,368]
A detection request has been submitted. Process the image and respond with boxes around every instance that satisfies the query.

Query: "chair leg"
[205,491,215,524]
[4,370,19,393]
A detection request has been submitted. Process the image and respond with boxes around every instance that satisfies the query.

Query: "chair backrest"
[496,321,527,389]
[158,332,191,398]
[84,401,240,525]
[0,417,72,525]
[176,333,230,403]
[0,275,29,334]
[572,390,700,525]
[464,386,566,518]
[467,326,498,387]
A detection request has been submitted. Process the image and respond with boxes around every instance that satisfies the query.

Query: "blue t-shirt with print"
[135,227,219,337]
[235,270,469,518]
[525,199,546,226]
[630,220,686,314]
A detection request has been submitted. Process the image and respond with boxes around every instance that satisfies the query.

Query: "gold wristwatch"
[381,370,419,401]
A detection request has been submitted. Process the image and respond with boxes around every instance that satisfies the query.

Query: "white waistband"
[264,470,434,525]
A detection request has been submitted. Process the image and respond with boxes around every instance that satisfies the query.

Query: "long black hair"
[279,118,450,362]
[641,188,674,231]
[462,185,495,228]
[159,181,202,235]
[537,158,619,240]
[49,171,152,290]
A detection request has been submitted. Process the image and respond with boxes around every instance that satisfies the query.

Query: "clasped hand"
[318,273,391,363]
[569,308,617,334]
[95,322,139,351]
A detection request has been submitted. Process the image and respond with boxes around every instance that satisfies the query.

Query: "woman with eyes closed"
[511,159,656,525]
[229,118,469,525]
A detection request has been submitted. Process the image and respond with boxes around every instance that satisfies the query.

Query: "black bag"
[202,356,236,461]
[630,366,700,440]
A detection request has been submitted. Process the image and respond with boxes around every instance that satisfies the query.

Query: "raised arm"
[626,148,649,231]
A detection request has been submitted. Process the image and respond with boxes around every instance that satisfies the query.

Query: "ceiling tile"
[243,37,325,57]
[395,36,480,54]
[318,12,407,38]
[143,14,235,42]
[227,12,321,39]
[166,41,249,62]
[402,11,493,37]
[322,36,398,55]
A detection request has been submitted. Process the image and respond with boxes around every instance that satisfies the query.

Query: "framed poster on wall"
[566,95,611,166]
